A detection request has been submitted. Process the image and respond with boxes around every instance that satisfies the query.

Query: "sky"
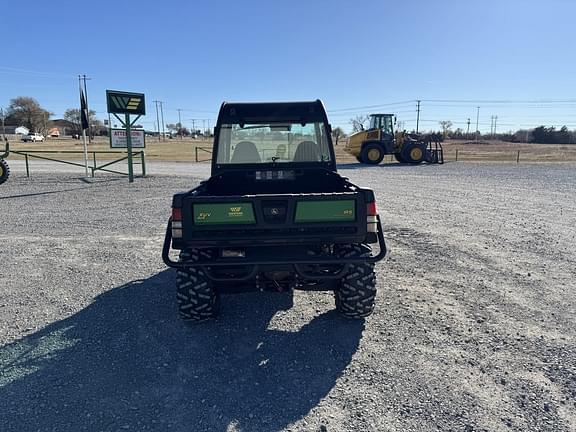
[1,0,575,133]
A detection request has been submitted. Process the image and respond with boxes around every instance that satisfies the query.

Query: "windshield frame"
[211,101,336,175]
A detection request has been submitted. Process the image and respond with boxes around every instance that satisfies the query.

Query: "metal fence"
[195,147,212,162]
[10,149,146,178]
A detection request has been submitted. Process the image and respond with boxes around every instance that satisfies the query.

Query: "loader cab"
[368,114,394,137]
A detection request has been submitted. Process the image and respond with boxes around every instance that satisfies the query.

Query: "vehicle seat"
[231,141,261,163]
[293,141,320,162]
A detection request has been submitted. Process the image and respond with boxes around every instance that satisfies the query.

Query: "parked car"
[21,133,45,142]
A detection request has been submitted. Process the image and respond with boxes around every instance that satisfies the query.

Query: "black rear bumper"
[162,216,387,271]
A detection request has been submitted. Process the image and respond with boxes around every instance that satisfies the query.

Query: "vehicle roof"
[217,100,328,124]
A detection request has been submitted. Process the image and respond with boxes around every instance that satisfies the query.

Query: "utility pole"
[153,100,161,142]
[159,101,166,141]
[207,119,211,137]
[416,100,421,134]
[475,106,480,142]
[177,108,183,138]
[466,118,471,136]
[490,116,494,137]
[79,75,92,142]
[0,108,6,138]
[494,115,498,139]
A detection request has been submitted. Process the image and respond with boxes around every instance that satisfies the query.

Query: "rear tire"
[334,244,377,319]
[0,159,10,185]
[360,143,385,165]
[176,249,220,322]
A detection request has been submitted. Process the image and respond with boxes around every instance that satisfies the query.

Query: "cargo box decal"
[193,203,256,225]
[295,200,355,223]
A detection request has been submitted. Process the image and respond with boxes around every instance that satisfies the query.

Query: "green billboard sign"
[106,90,146,115]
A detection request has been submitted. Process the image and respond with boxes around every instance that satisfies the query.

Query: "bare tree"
[6,97,51,133]
[438,120,453,139]
[331,127,346,145]
[350,115,369,133]
[64,108,99,135]
[166,123,190,137]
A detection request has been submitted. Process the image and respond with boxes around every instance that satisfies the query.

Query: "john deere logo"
[106,90,146,115]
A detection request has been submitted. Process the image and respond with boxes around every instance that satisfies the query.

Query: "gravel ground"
[0,162,575,432]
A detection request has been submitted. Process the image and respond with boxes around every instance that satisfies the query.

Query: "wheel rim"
[410,148,423,160]
[0,164,3,177]
[367,148,381,161]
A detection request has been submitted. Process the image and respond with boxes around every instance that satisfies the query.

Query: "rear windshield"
[216,122,332,164]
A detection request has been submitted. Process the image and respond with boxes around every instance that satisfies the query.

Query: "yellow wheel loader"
[346,114,443,165]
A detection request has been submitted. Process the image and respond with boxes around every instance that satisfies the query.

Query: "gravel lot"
[1,162,575,432]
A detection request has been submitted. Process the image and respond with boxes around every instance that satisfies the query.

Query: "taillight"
[367,202,378,233]
[172,207,183,238]
[367,202,377,216]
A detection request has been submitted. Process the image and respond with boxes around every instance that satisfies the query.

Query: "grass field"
[5,136,576,163]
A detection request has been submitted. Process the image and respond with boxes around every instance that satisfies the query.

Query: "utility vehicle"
[162,100,386,321]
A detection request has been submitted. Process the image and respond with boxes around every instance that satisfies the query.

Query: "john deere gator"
[162,100,387,321]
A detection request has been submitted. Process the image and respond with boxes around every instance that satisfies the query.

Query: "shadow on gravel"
[337,162,442,170]
[0,270,363,432]
[0,177,125,200]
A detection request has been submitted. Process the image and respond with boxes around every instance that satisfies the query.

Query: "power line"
[166,108,216,114]
[328,100,416,113]
[420,98,576,104]
[328,109,416,118]
[0,65,77,79]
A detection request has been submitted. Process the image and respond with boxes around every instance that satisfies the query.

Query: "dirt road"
[1,162,574,431]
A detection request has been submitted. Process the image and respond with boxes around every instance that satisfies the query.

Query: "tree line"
[447,124,575,144]
[2,96,104,137]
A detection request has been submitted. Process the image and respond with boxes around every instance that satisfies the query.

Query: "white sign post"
[110,129,146,148]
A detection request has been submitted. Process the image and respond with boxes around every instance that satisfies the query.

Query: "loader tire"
[360,143,385,164]
[0,159,10,185]
[176,248,220,322]
[393,152,406,163]
[401,142,426,164]
[334,244,377,319]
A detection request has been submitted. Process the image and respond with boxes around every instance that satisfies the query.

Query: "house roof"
[50,119,76,127]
